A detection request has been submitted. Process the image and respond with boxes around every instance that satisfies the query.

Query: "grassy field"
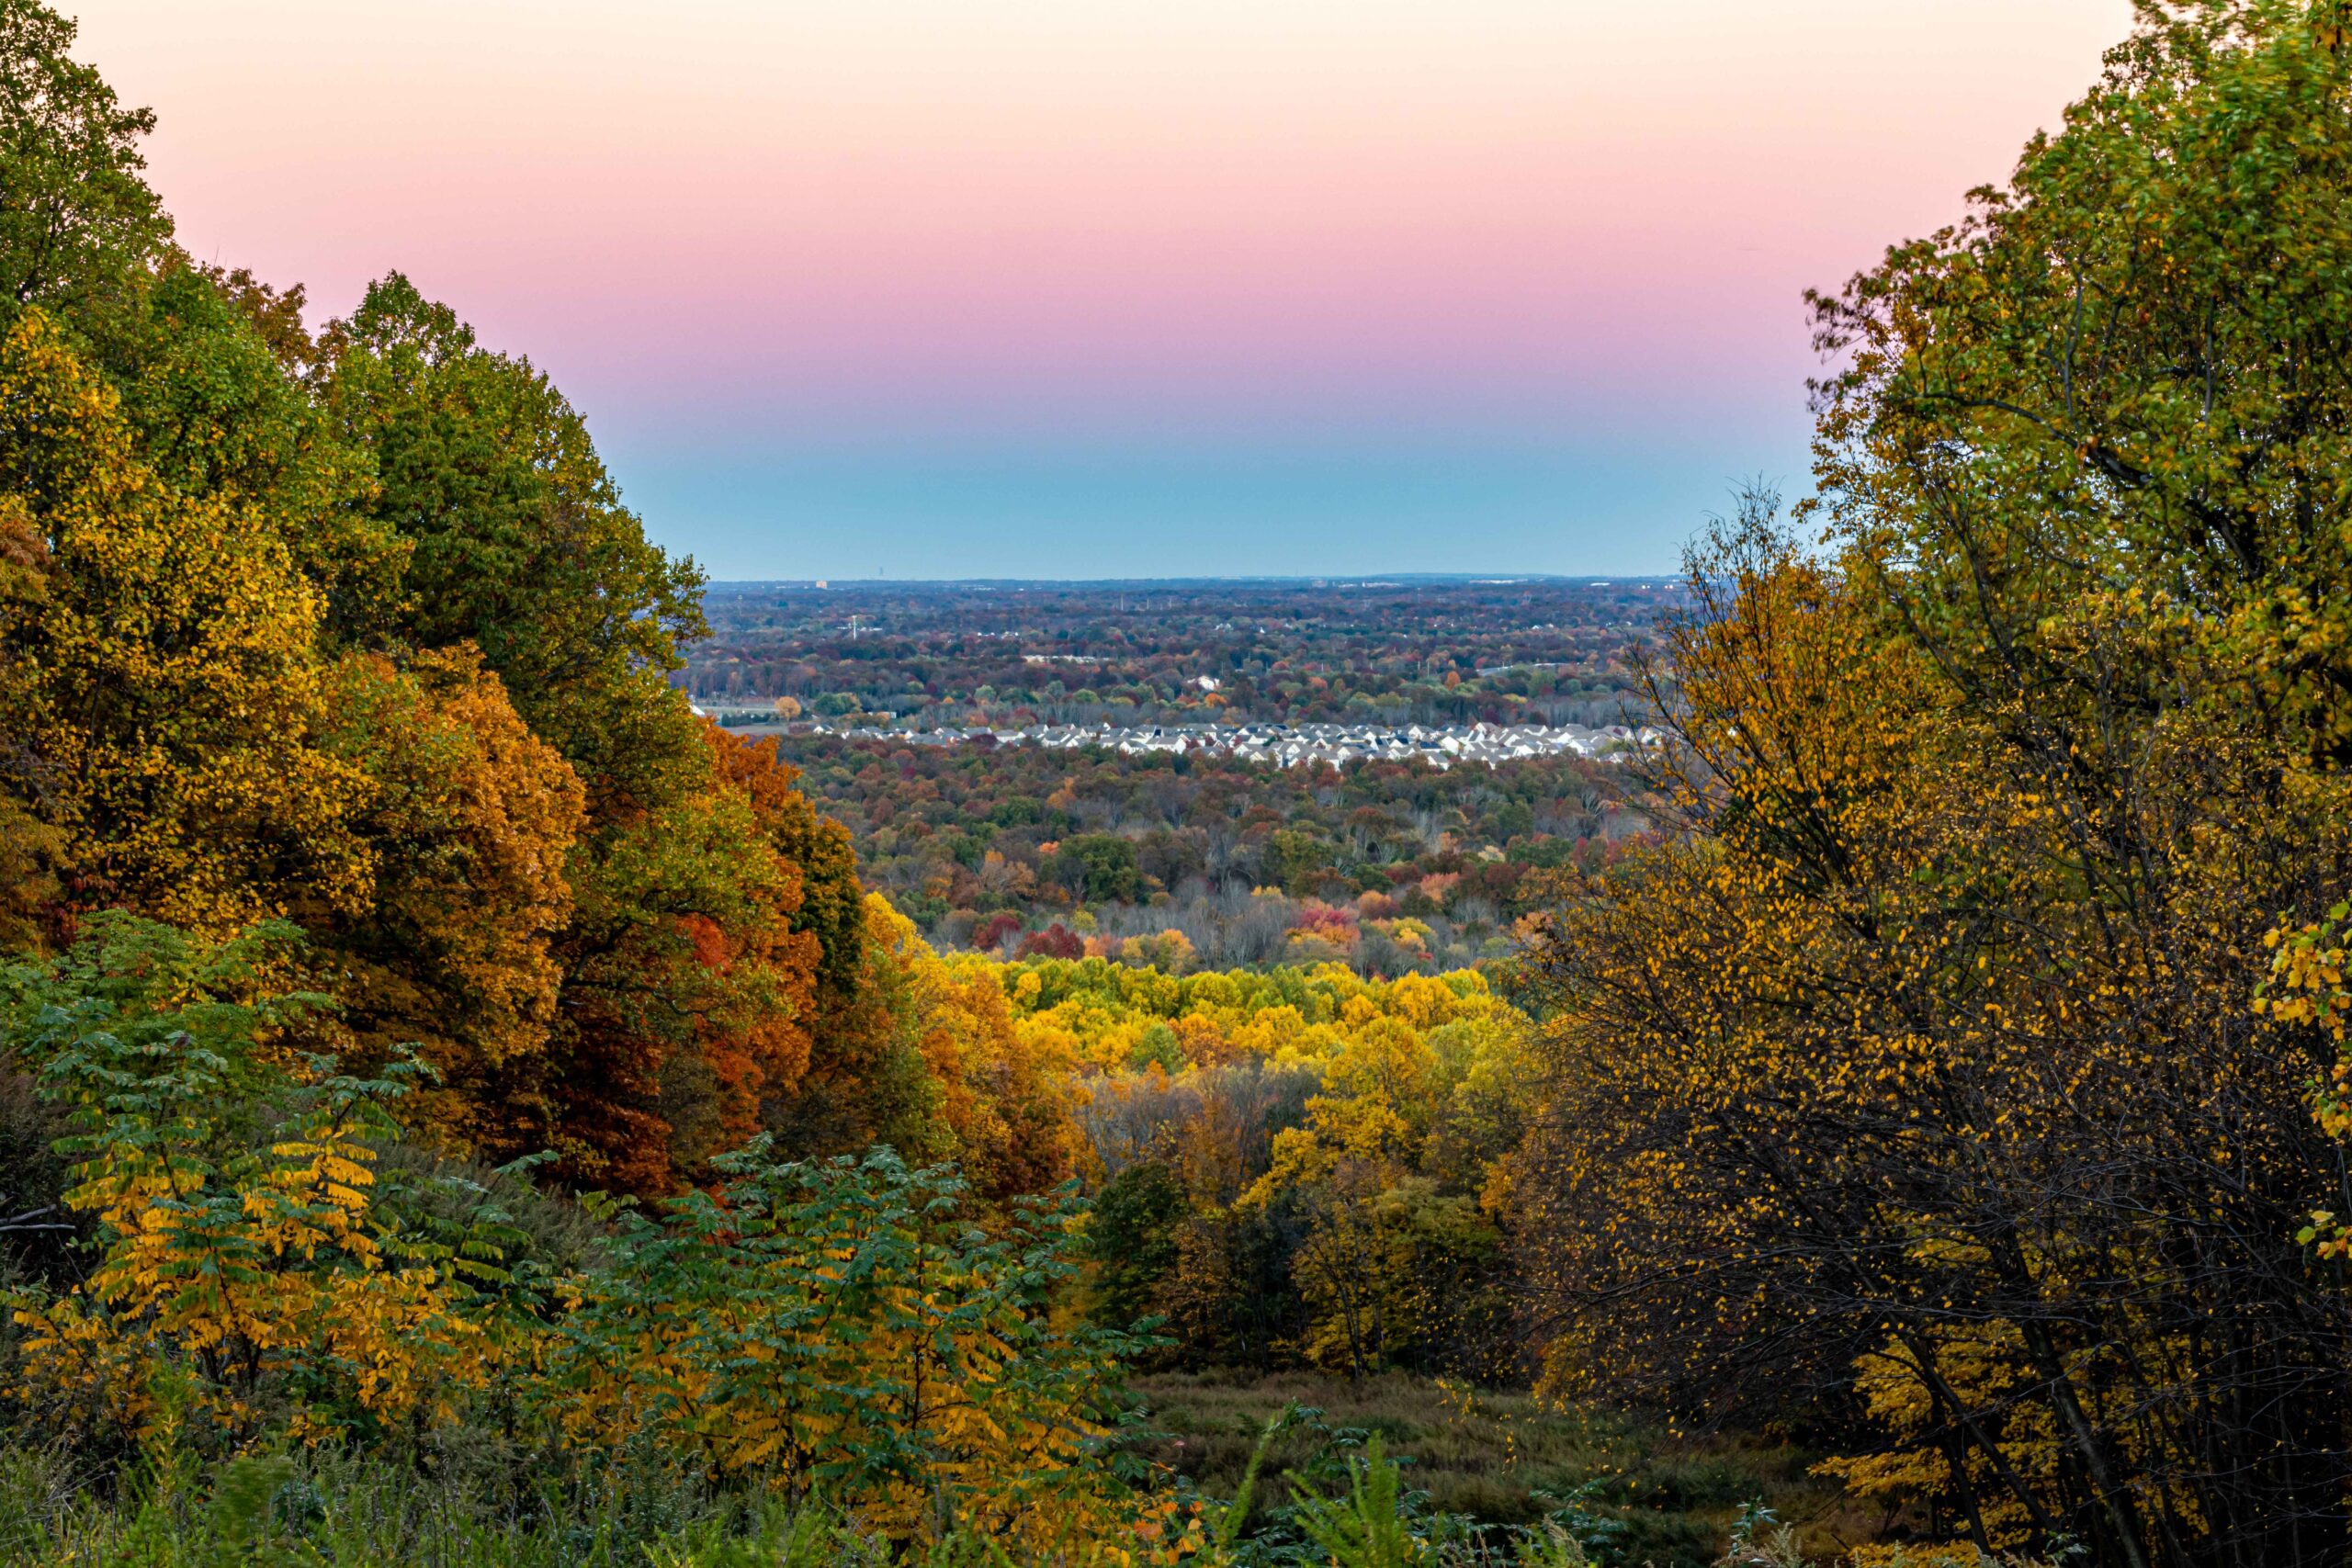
[1131,1371,1875,1567]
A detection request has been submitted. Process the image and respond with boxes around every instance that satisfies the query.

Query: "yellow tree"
[0,309,374,939]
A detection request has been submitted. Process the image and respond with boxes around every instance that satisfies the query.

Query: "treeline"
[1507,6,2352,1562]
[0,5,1069,1204]
[687,579,1663,729]
[0,3,1166,1553]
[774,736,1644,966]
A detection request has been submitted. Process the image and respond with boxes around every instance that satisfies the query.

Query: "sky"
[73,0,2134,580]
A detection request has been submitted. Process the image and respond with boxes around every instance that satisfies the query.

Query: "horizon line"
[704,572,1681,588]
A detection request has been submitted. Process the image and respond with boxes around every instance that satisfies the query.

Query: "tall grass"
[0,1441,881,1568]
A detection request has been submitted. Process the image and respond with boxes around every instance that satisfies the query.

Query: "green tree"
[321,273,707,814]
[1060,834,1142,903]
[1087,1160,1186,1332]
[0,0,169,321]
[95,262,398,627]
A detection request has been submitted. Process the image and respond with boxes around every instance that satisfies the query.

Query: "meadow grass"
[1132,1371,1876,1568]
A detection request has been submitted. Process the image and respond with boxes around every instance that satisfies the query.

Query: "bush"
[0,918,1204,1561]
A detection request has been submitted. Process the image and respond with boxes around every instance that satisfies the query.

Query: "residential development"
[762,717,1661,769]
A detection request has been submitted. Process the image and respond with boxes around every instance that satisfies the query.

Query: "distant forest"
[776,735,1644,971]
[680,578,1671,729]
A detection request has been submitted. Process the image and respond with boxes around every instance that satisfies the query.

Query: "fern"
[1285,1433,1418,1568]
[200,1454,296,1567]
[1216,1400,1301,1551]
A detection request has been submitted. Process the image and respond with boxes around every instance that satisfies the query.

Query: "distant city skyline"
[78,0,2132,578]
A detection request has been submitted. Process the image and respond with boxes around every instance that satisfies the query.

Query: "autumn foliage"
[0,6,1253,1551]
[0,919,1198,1562]
[0,62,920,1195]
[1512,6,2352,1562]
[24,0,2352,1563]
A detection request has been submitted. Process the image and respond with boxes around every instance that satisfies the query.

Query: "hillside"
[11,4,2352,1567]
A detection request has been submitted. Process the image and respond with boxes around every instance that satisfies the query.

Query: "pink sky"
[70,0,2137,575]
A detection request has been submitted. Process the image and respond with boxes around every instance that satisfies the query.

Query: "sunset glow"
[74,0,2135,576]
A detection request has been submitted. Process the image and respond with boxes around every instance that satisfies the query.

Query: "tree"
[95,261,396,622]
[0,496,62,950]
[0,308,375,938]
[0,0,169,321]
[1519,6,2352,1557]
[1087,1161,1187,1334]
[310,648,586,1155]
[545,773,815,1192]
[320,273,707,815]
[1059,834,1142,904]
[725,737,929,1162]
[863,900,1078,1203]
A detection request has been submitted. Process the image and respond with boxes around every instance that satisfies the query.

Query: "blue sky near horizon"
[78,0,2133,579]
[606,432,1809,581]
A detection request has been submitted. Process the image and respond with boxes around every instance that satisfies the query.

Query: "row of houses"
[777,717,1660,769]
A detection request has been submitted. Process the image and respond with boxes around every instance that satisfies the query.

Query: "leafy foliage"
[0,919,501,1451]
[0,924,1204,1560]
[0,307,377,936]
[0,0,168,318]
[317,271,707,810]
[1516,6,2352,1561]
